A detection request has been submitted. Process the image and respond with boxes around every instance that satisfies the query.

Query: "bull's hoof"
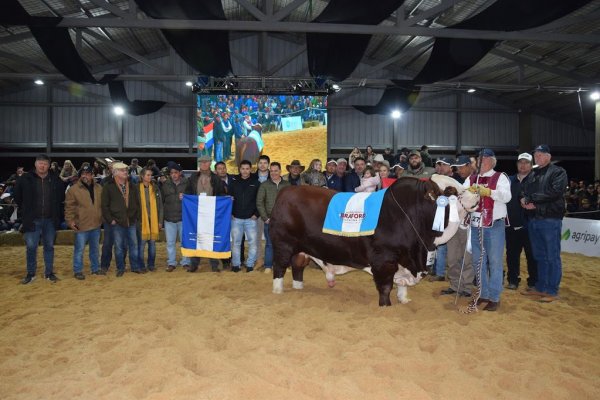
[272,278,284,294]
[292,280,304,290]
[327,280,336,288]
[378,299,392,307]
[398,298,411,304]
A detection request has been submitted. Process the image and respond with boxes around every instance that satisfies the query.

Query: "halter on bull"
[268,175,479,306]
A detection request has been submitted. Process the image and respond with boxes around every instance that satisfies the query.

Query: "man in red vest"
[463,149,512,311]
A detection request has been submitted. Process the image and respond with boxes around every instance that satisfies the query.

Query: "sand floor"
[0,243,599,400]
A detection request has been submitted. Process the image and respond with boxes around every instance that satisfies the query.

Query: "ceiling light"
[185,81,193,87]
[391,110,402,119]
[467,88,476,93]
[113,106,125,116]
[331,84,341,92]
[34,79,44,85]
[590,91,600,101]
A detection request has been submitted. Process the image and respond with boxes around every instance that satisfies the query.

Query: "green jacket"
[101,179,141,227]
[256,178,291,221]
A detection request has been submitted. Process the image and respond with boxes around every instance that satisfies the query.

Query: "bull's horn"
[434,220,459,246]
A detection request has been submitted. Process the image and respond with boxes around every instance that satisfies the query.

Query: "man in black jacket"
[343,157,366,192]
[228,160,260,272]
[13,154,65,284]
[185,154,226,272]
[505,153,537,290]
[521,145,568,303]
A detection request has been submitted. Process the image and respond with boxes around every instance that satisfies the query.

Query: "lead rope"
[460,155,485,314]
[389,189,433,253]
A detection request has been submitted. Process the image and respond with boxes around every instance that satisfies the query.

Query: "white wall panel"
[52,107,118,146]
[0,86,47,102]
[0,107,47,145]
[460,112,519,148]
[123,107,191,148]
[398,111,456,148]
[532,115,593,148]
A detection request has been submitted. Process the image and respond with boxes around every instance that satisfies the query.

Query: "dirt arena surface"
[224,125,327,172]
[0,243,599,400]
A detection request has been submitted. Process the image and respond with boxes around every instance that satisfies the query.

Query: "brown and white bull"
[268,175,478,306]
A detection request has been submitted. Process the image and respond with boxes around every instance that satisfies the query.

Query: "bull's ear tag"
[426,250,436,266]
[432,195,448,232]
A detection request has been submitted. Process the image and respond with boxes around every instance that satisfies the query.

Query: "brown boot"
[483,301,499,311]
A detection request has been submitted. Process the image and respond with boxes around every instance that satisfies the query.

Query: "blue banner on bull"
[181,195,233,259]
[322,189,387,236]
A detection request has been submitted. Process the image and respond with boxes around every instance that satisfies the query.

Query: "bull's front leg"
[372,262,397,307]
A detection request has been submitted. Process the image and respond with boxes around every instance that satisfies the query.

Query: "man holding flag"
[183,154,227,272]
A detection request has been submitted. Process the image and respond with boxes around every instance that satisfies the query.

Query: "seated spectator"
[348,147,362,169]
[303,159,326,187]
[60,160,78,186]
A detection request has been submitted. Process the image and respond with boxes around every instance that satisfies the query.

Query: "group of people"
[565,178,600,218]
[8,143,570,313]
[426,146,568,311]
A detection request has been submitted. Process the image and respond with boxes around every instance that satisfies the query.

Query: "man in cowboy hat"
[283,160,305,186]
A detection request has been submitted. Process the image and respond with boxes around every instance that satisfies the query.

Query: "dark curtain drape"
[3,0,166,116]
[108,79,166,116]
[354,83,419,115]
[414,0,591,83]
[307,0,406,82]
[134,0,232,77]
[356,0,591,115]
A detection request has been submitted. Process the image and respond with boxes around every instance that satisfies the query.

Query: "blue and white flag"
[322,189,387,236]
[181,195,233,259]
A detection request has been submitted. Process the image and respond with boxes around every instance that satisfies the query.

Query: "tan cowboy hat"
[286,160,305,173]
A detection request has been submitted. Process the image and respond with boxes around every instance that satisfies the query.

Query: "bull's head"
[430,175,479,246]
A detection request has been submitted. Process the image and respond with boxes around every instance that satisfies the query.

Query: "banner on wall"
[560,217,600,258]
[281,116,303,131]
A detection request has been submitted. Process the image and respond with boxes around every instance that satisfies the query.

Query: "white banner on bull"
[560,217,600,258]
[281,116,302,131]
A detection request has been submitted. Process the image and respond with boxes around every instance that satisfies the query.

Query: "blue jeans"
[101,222,114,269]
[24,218,56,276]
[73,228,101,274]
[215,141,223,162]
[113,225,139,272]
[471,219,505,302]
[434,243,447,276]
[164,220,190,267]
[231,217,258,268]
[136,228,156,270]
[528,218,562,296]
[263,221,273,268]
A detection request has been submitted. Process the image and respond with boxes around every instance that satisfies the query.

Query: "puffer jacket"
[522,163,568,219]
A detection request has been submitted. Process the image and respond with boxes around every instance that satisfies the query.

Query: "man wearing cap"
[435,157,454,177]
[463,149,511,311]
[383,148,394,165]
[335,158,348,181]
[504,153,538,290]
[185,154,226,272]
[324,159,342,191]
[521,145,568,303]
[283,160,305,186]
[373,154,385,169]
[391,163,405,179]
[101,161,141,277]
[14,154,65,284]
[161,161,190,272]
[404,150,435,179]
[343,157,366,192]
[429,157,455,282]
[438,155,478,295]
[65,165,104,280]
[451,155,474,184]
